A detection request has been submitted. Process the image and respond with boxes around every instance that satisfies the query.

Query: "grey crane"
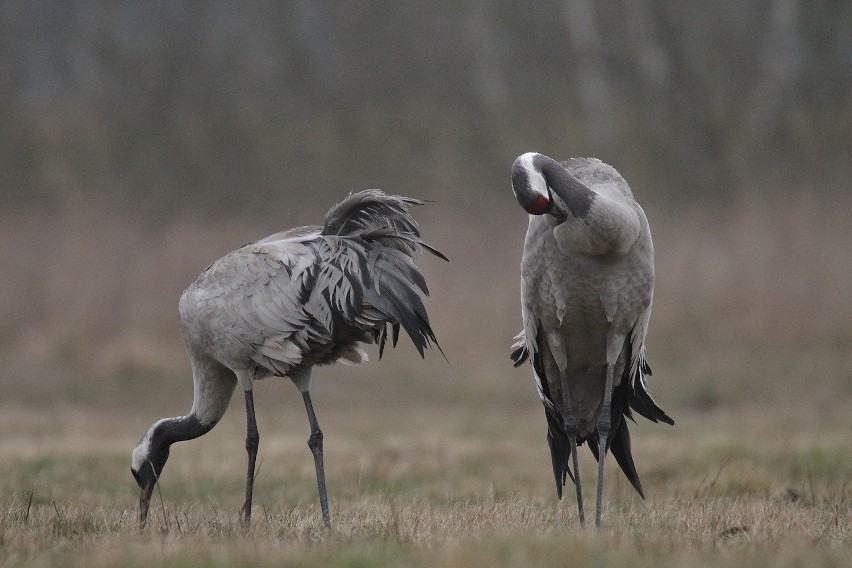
[131,189,445,528]
[509,152,674,527]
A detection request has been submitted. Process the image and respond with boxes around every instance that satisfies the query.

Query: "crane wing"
[185,190,444,379]
[586,309,674,498]
[623,308,675,426]
[510,330,529,367]
[510,309,673,500]
[190,236,322,375]
[510,316,575,498]
[322,190,445,358]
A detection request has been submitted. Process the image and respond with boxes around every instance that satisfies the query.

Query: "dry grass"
[3,498,848,568]
[0,399,850,568]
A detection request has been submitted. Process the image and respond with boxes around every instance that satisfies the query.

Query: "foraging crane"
[509,152,674,527]
[131,189,446,528]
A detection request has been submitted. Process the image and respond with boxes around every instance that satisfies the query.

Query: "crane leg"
[302,391,331,528]
[242,389,260,528]
[569,434,584,526]
[560,370,586,527]
[594,363,615,528]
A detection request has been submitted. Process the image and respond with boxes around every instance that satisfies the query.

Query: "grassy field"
[1,392,849,567]
[2,194,851,566]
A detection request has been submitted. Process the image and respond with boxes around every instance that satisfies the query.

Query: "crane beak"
[139,481,154,527]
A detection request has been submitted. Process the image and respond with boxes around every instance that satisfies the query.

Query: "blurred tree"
[0,0,849,215]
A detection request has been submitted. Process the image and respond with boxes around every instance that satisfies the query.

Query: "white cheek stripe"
[517,152,548,198]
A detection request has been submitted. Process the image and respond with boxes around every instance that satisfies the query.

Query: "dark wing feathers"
[204,190,443,377]
[312,191,444,361]
[320,190,445,357]
[363,261,436,357]
[547,427,570,499]
[368,241,430,295]
[628,357,675,425]
[514,323,673,500]
[391,321,400,347]
[588,417,645,498]
[510,330,529,367]
[589,376,646,498]
[324,188,447,259]
[530,330,575,499]
[323,189,422,240]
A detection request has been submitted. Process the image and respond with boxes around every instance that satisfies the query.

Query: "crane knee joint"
[307,430,323,450]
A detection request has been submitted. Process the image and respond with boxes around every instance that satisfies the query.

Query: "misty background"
[1,1,851,418]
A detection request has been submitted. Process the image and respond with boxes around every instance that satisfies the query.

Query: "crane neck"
[132,412,215,474]
[536,155,596,219]
[153,414,213,448]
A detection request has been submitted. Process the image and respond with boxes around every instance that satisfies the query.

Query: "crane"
[509,152,674,527]
[131,189,446,528]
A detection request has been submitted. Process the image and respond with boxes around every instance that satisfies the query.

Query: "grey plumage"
[510,152,673,528]
[131,189,445,528]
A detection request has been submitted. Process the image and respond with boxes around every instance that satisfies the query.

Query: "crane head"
[512,152,595,220]
[512,152,552,215]
[131,424,170,527]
